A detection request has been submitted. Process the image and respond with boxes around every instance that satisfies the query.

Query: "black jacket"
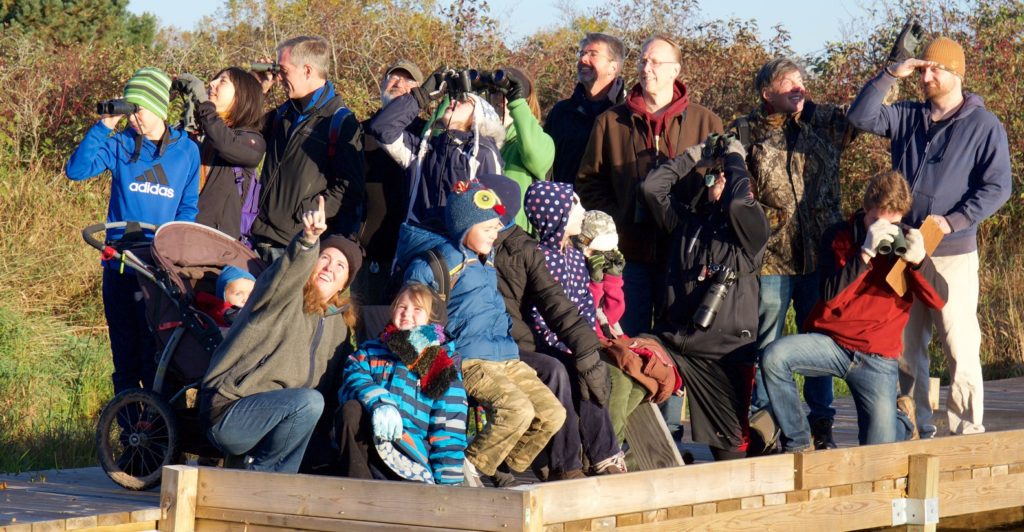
[493,225,601,358]
[544,78,625,184]
[193,101,266,239]
[641,152,769,361]
[251,82,365,246]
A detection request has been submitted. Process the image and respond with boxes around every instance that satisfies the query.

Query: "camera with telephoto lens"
[693,267,738,330]
[96,99,139,116]
[877,226,908,256]
[250,62,282,75]
[699,132,739,187]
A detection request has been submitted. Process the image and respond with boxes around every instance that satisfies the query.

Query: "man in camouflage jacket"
[730,57,856,453]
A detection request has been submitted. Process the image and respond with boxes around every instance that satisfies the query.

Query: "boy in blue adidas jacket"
[65,67,200,393]
[337,283,467,484]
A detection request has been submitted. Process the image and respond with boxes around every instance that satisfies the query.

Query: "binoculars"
[443,68,510,101]
[251,62,282,75]
[877,227,908,256]
[700,132,740,187]
[96,99,139,116]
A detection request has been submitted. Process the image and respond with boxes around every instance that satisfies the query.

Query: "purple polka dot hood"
[524,181,597,353]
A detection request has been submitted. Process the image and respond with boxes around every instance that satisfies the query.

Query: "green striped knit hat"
[123,67,172,121]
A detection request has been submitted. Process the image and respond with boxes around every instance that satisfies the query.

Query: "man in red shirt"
[761,170,947,451]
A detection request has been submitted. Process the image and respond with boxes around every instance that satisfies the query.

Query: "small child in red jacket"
[196,265,256,327]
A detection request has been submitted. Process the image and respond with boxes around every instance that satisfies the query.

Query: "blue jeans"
[752,273,834,422]
[103,267,157,394]
[620,261,653,336]
[207,388,325,473]
[761,333,913,451]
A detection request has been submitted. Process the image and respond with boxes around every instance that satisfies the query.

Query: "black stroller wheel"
[96,389,178,490]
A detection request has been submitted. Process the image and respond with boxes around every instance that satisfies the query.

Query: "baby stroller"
[84,221,267,490]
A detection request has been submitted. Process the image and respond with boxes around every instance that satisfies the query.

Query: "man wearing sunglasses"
[848,36,1011,439]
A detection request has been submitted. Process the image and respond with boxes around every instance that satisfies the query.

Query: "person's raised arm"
[848,58,934,137]
[639,144,703,234]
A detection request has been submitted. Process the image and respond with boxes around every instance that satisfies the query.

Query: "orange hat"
[922,37,966,78]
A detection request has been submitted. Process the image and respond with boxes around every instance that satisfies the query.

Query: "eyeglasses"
[638,58,680,69]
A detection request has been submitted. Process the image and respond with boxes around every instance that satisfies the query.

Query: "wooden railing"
[159,428,1024,531]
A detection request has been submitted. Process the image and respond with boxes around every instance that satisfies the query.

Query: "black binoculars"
[700,132,740,187]
[443,68,509,101]
[251,62,282,75]
[877,227,908,256]
[96,99,139,116]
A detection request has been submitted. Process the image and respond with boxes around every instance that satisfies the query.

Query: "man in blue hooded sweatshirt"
[66,66,200,393]
[848,36,1012,437]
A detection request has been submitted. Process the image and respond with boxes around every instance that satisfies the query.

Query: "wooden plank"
[666,506,692,519]
[906,454,939,532]
[195,467,526,531]
[1,524,32,532]
[786,491,808,504]
[972,467,991,479]
[1011,463,1024,475]
[91,524,158,532]
[29,522,63,532]
[534,454,793,523]
[642,509,667,523]
[886,217,943,296]
[692,503,716,517]
[938,506,1024,530]
[614,489,904,531]
[852,482,873,495]
[796,429,1024,489]
[763,493,787,506]
[622,402,684,471]
[590,516,615,530]
[95,513,130,526]
[808,488,830,501]
[928,377,940,411]
[740,496,764,509]
[160,465,198,532]
[543,525,564,532]
[716,499,741,512]
[992,465,1009,477]
[615,513,643,527]
[63,516,97,530]
[194,508,470,531]
[940,471,1024,517]
[523,487,544,532]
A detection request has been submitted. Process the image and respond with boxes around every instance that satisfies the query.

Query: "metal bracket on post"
[892,498,939,526]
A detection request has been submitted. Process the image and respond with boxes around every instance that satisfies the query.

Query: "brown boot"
[548,468,586,481]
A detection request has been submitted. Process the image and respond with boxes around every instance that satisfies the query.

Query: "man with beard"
[545,33,626,185]
[734,58,857,453]
[355,60,425,304]
[848,36,1011,438]
[576,33,722,338]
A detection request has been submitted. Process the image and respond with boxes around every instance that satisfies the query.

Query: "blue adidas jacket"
[339,338,468,484]
[66,121,200,238]
[404,231,519,363]
[848,70,1012,256]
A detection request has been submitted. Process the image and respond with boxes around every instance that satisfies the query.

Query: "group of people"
[66,28,1011,486]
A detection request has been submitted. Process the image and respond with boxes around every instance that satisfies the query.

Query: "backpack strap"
[732,116,752,149]
[327,105,354,160]
[423,247,464,303]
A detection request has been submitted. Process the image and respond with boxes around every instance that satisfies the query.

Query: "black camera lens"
[693,269,736,330]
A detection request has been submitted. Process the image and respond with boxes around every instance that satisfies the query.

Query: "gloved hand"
[862,218,900,258]
[724,135,746,159]
[902,227,926,265]
[887,18,926,64]
[575,351,610,407]
[587,253,607,282]
[411,67,447,109]
[371,404,403,442]
[683,142,704,164]
[175,73,209,105]
[502,69,529,102]
[604,249,625,277]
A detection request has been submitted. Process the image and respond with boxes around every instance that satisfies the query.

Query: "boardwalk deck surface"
[3,376,1023,530]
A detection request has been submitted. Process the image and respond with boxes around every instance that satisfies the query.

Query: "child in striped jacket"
[336,283,468,484]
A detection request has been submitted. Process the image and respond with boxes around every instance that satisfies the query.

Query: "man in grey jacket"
[848,36,1012,438]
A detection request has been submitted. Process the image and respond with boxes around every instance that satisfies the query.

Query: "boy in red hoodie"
[761,170,947,451]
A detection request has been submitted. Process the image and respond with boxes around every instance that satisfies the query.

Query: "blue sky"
[128,0,862,56]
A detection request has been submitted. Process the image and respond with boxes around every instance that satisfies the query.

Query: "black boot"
[809,417,837,450]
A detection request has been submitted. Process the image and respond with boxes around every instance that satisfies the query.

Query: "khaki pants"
[900,251,985,436]
[462,359,566,476]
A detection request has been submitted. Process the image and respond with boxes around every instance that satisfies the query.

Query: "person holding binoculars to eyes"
[761,170,948,452]
[66,66,200,394]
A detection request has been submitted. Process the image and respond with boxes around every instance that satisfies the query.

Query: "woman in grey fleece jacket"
[200,197,362,472]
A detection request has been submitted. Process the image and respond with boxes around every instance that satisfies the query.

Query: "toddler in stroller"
[84,221,266,490]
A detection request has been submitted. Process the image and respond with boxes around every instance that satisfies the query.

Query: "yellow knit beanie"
[921,37,966,78]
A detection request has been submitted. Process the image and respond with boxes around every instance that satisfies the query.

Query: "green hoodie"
[501,98,555,234]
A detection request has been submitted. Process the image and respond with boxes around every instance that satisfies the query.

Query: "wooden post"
[521,487,545,532]
[929,377,940,411]
[159,465,198,532]
[624,401,684,471]
[906,454,939,532]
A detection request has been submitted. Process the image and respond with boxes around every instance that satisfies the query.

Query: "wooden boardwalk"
[3,376,1023,530]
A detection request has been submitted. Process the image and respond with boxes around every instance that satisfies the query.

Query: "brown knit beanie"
[319,234,363,289]
[922,37,966,78]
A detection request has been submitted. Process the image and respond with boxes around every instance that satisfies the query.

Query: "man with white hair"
[252,35,366,263]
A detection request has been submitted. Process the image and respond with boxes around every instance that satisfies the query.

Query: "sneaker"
[462,458,484,487]
[897,395,919,440]
[548,468,586,481]
[809,417,837,450]
[748,409,781,454]
[591,451,628,475]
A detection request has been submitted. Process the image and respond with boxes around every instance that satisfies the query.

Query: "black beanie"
[319,234,363,288]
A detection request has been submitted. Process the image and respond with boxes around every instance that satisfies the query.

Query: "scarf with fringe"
[380,323,458,399]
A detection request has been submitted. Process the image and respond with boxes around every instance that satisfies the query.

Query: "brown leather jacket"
[577,81,722,264]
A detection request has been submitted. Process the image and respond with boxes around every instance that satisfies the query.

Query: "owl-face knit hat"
[124,67,172,121]
[580,210,619,252]
[922,36,966,79]
[445,180,506,241]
